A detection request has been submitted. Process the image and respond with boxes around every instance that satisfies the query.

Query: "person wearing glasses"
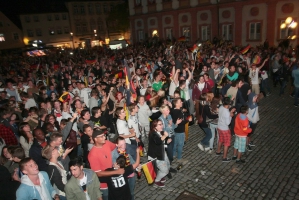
[147,119,170,188]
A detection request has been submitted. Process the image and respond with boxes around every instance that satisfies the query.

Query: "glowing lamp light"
[291,35,297,40]
[280,23,286,29]
[290,22,297,29]
[286,17,293,24]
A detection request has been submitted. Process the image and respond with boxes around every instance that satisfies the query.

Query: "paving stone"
[134,88,299,199]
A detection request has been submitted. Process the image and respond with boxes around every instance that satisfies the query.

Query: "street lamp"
[70,32,74,49]
[280,17,297,39]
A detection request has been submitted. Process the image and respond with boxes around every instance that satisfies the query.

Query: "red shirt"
[88,140,116,189]
[0,124,18,145]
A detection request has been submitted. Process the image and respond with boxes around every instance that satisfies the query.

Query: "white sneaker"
[207,149,213,154]
[204,147,211,152]
[197,143,204,151]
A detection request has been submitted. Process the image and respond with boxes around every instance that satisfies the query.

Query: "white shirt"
[116,119,131,144]
[217,106,231,130]
[183,80,190,100]
[169,81,178,97]
[79,172,91,200]
[249,68,260,84]
[80,88,91,108]
[261,70,268,80]
[197,82,205,91]
[25,98,37,109]
[128,114,140,138]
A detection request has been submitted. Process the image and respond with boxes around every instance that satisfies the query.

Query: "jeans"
[201,127,212,147]
[173,132,185,159]
[294,87,299,106]
[209,123,218,149]
[59,195,67,200]
[261,78,271,93]
[128,174,136,200]
[165,135,175,164]
[155,153,170,182]
[101,189,109,200]
[279,80,287,95]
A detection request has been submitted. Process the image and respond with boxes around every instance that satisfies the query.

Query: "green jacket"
[65,168,102,200]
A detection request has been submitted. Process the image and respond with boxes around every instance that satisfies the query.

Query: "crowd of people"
[0,38,298,200]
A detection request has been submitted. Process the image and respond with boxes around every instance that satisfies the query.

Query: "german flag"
[240,44,251,55]
[124,66,130,88]
[59,92,71,103]
[252,55,261,65]
[114,70,123,79]
[188,44,198,53]
[123,103,129,121]
[142,160,157,184]
[139,145,144,157]
[178,36,186,42]
[85,59,97,64]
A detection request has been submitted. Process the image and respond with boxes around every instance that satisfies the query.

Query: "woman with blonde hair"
[42,144,68,200]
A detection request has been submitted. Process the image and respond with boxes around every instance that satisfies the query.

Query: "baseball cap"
[92,130,105,139]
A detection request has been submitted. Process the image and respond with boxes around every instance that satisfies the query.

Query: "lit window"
[249,22,261,40]
[49,29,55,35]
[0,34,5,42]
[222,24,233,40]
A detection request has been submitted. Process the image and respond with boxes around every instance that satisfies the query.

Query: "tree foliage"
[107,2,130,34]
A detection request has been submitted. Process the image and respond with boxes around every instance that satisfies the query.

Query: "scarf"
[117,149,130,167]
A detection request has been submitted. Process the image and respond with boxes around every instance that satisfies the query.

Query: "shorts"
[233,136,247,153]
[217,129,231,146]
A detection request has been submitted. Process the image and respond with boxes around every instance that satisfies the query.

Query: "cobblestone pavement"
[134,88,299,200]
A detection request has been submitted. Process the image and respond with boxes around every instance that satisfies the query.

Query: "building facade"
[0,11,24,50]
[20,12,72,48]
[65,0,126,48]
[128,0,299,47]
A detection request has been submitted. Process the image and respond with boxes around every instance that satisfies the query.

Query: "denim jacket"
[159,114,177,137]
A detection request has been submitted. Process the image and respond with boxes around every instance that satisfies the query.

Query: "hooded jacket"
[234,113,252,137]
[64,168,102,200]
[247,92,260,123]
[16,171,56,200]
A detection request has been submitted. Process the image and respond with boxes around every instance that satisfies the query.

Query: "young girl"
[19,122,34,157]
[246,92,260,151]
